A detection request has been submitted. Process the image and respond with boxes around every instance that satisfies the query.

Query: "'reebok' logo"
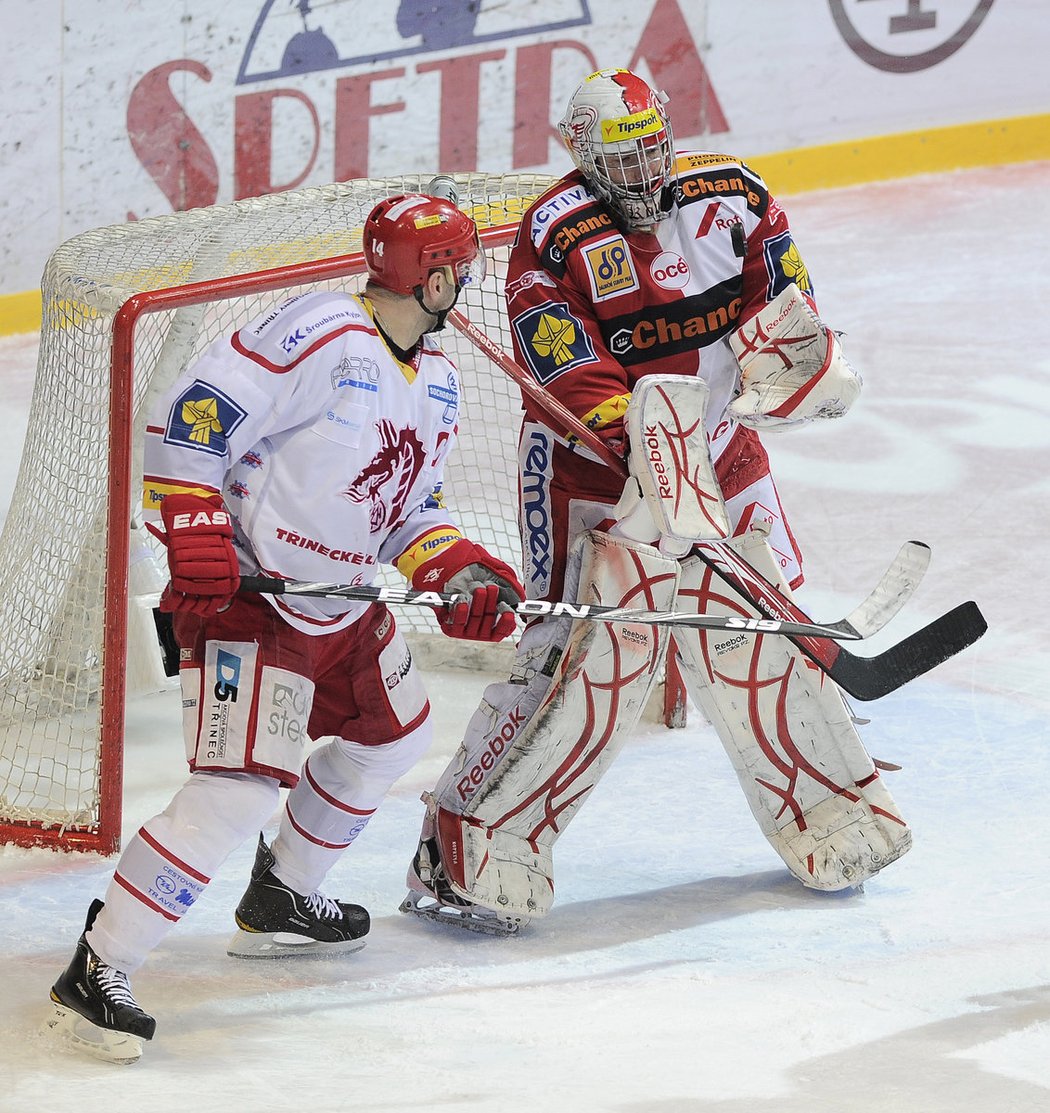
[344,419,425,533]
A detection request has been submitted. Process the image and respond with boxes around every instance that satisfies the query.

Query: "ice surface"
[1,165,1048,1110]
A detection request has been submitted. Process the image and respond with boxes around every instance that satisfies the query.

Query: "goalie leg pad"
[429,530,681,918]
[674,527,911,890]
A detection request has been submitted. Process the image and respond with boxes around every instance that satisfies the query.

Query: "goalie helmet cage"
[0,172,559,855]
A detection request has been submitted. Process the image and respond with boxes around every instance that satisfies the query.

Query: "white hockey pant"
[273,719,433,895]
[428,530,680,918]
[87,771,280,972]
[673,528,912,890]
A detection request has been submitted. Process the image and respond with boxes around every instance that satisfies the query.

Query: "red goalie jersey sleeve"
[504,154,819,438]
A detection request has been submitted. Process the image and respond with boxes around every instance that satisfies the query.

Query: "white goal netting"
[0,172,555,851]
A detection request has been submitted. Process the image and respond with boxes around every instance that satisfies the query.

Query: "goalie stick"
[445,312,987,700]
[238,576,863,641]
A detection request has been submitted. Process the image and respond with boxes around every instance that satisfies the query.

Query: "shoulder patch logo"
[763,232,813,299]
[512,302,597,385]
[165,380,248,456]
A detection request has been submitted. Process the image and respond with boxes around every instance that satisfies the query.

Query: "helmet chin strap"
[415,281,463,333]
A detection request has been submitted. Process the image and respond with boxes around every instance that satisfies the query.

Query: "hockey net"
[0,173,558,854]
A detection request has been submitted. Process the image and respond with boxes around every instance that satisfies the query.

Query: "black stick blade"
[816,601,988,702]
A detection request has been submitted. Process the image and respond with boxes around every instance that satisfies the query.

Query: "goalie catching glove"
[154,493,240,617]
[404,534,524,642]
[729,282,862,430]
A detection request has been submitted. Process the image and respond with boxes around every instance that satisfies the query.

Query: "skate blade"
[399,890,524,936]
[226,928,368,959]
[47,1002,146,1065]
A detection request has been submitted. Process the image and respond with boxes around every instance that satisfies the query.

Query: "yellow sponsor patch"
[141,481,218,511]
[413,214,443,229]
[676,152,738,172]
[583,235,638,301]
[600,108,663,143]
[395,526,464,579]
[568,394,632,446]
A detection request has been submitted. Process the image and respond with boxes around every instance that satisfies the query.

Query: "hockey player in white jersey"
[48,192,524,1064]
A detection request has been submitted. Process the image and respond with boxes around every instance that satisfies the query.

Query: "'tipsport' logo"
[828,0,994,73]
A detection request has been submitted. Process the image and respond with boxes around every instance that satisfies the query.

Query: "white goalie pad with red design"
[626,374,730,548]
[728,283,862,430]
[673,527,911,890]
[428,530,680,918]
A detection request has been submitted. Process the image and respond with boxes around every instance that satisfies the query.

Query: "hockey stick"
[694,539,987,701]
[447,312,987,699]
[238,576,863,640]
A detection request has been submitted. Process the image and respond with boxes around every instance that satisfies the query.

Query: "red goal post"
[0,174,554,854]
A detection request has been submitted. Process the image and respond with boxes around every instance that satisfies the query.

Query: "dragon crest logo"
[344,419,425,533]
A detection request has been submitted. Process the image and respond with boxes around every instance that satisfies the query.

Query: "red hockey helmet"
[362,193,485,296]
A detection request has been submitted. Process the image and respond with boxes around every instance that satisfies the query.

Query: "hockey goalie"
[400,67,911,934]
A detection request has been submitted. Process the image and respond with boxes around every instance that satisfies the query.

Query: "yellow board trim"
[0,290,42,336]
[2,113,1047,339]
[747,112,1050,196]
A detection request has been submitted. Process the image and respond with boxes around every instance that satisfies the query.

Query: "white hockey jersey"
[143,290,464,634]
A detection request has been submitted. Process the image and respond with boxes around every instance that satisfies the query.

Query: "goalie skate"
[399,830,525,937]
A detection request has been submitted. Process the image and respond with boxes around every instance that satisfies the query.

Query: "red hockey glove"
[157,493,240,617]
[411,538,524,643]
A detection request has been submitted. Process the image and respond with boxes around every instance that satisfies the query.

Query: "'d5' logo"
[214,648,241,702]
[583,235,638,302]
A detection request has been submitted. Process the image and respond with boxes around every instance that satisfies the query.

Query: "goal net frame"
[0,174,556,855]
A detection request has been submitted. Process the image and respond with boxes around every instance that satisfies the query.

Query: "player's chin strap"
[420,173,464,333]
[415,280,461,333]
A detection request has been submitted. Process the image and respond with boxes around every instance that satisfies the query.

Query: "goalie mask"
[363,193,486,325]
[558,69,676,232]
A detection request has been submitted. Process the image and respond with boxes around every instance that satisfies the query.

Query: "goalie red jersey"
[505,153,813,597]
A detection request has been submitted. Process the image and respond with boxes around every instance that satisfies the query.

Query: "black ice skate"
[400,834,527,936]
[48,899,156,1065]
[226,835,370,958]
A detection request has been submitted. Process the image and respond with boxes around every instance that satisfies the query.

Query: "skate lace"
[95,963,139,1009]
[304,891,343,921]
